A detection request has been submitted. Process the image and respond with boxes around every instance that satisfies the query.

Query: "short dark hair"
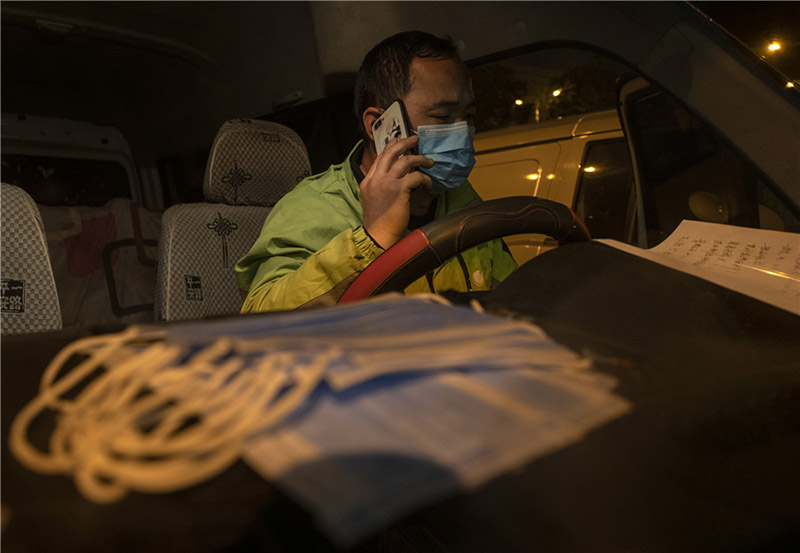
[354,31,460,132]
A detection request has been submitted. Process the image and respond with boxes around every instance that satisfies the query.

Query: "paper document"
[597,221,800,315]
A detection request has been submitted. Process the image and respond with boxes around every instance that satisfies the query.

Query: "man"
[236,31,517,312]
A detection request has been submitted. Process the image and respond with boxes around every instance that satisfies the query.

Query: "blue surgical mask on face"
[416,121,476,194]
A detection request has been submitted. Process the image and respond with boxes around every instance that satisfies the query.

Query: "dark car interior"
[2,2,800,552]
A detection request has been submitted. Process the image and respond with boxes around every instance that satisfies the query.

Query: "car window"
[1,153,131,206]
[469,48,628,133]
[624,87,800,247]
[574,139,635,242]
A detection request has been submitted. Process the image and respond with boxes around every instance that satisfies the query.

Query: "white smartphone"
[372,99,416,155]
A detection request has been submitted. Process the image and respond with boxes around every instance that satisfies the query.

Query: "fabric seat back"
[1,183,63,334]
[155,120,310,321]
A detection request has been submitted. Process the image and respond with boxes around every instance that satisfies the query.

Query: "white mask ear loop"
[10,326,159,473]
[9,328,338,503]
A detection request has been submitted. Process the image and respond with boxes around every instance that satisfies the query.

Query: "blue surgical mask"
[416,121,476,194]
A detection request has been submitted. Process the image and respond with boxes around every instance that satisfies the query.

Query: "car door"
[618,78,800,248]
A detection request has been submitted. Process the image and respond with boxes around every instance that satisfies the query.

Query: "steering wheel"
[338,196,591,303]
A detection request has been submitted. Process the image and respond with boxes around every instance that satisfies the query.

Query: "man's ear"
[362,107,383,142]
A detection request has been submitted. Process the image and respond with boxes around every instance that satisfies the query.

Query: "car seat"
[1,182,63,334]
[154,119,310,321]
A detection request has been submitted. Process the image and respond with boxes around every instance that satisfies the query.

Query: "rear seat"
[1,183,63,334]
[5,119,309,329]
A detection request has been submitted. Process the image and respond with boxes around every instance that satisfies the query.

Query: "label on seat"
[1,279,25,313]
[184,275,203,302]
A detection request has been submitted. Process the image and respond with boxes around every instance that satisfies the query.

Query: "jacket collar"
[344,140,365,201]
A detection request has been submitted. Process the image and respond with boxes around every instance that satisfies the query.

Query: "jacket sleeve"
[490,239,518,286]
[236,192,384,313]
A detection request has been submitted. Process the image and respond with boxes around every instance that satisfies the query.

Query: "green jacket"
[236,142,517,312]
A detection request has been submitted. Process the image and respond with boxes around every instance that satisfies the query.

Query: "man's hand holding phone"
[361,135,434,249]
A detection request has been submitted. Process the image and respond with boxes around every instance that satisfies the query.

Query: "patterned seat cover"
[1,183,63,334]
[155,120,311,321]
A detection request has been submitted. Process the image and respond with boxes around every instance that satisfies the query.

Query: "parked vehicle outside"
[471,109,630,263]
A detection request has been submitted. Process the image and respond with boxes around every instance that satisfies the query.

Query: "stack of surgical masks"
[10,294,630,545]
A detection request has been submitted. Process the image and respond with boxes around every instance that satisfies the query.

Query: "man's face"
[402,57,476,131]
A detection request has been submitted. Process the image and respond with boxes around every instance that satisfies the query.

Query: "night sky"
[693,1,800,80]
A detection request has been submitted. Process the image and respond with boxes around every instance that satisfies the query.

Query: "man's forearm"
[241,226,384,313]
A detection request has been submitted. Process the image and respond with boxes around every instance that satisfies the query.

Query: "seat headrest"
[203,119,311,206]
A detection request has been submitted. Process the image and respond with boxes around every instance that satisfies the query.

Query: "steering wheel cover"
[339,196,590,303]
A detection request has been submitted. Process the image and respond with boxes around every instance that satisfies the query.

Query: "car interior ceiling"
[1,2,325,169]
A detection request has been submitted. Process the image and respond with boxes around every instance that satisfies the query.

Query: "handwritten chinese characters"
[598,221,800,316]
